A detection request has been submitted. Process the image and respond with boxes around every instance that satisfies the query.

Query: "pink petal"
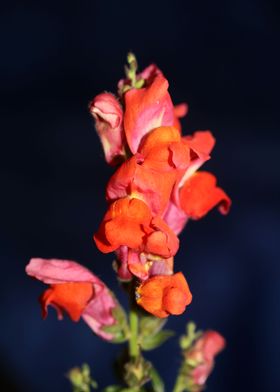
[26,258,101,285]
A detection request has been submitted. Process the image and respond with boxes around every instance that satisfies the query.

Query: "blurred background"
[1,0,279,391]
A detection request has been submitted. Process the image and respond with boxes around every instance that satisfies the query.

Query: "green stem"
[129,307,140,358]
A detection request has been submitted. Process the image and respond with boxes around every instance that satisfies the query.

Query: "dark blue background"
[1,1,279,391]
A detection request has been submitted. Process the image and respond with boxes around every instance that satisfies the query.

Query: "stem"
[129,306,140,358]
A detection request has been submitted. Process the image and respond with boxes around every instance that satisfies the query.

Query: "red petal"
[40,282,93,322]
[179,171,231,219]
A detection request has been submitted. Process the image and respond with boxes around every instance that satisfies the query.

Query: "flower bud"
[89,93,125,165]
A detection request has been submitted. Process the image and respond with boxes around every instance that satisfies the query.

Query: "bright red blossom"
[94,197,179,259]
[136,272,192,318]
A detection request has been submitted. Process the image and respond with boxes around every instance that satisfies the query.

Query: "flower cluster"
[25,54,229,391]
[91,53,231,318]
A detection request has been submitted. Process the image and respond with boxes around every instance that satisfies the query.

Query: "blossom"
[163,131,231,234]
[106,126,190,216]
[26,258,119,340]
[89,92,125,165]
[186,331,225,389]
[94,197,179,259]
[136,272,192,318]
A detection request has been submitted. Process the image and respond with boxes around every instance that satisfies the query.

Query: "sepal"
[102,305,129,343]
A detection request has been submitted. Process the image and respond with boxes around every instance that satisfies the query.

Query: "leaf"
[101,304,129,343]
[140,316,167,337]
[141,330,174,351]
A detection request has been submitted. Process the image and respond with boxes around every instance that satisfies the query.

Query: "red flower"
[106,126,190,216]
[163,131,231,233]
[94,197,179,259]
[136,272,192,318]
[26,258,119,340]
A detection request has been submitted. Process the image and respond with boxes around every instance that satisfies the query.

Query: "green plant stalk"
[129,307,140,359]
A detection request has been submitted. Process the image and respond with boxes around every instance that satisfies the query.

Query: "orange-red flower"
[163,131,231,233]
[94,197,179,259]
[136,272,192,318]
[106,126,190,215]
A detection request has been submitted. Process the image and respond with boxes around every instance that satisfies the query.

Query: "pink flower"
[26,258,119,340]
[89,92,126,165]
[186,331,225,389]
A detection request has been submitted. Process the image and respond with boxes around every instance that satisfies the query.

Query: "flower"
[136,272,192,318]
[186,331,225,389]
[163,131,231,234]
[106,126,190,216]
[89,92,125,165]
[94,197,179,259]
[25,258,120,340]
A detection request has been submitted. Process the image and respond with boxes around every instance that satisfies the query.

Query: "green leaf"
[101,302,129,343]
[140,316,167,338]
[141,330,174,351]
[149,366,165,392]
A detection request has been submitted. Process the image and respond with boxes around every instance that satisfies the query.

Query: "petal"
[40,282,94,322]
[82,288,117,341]
[179,172,231,219]
[173,103,188,132]
[145,217,179,258]
[94,198,152,253]
[106,154,177,215]
[137,275,172,318]
[183,131,215,158]
[202,331,226,361]
[124,75,174,153]
[26,258,101,285]
[138,126,181,157]
[163,200,189,236]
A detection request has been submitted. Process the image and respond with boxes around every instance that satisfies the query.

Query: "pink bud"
[187,331,225,388]
[89,93,126,165]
